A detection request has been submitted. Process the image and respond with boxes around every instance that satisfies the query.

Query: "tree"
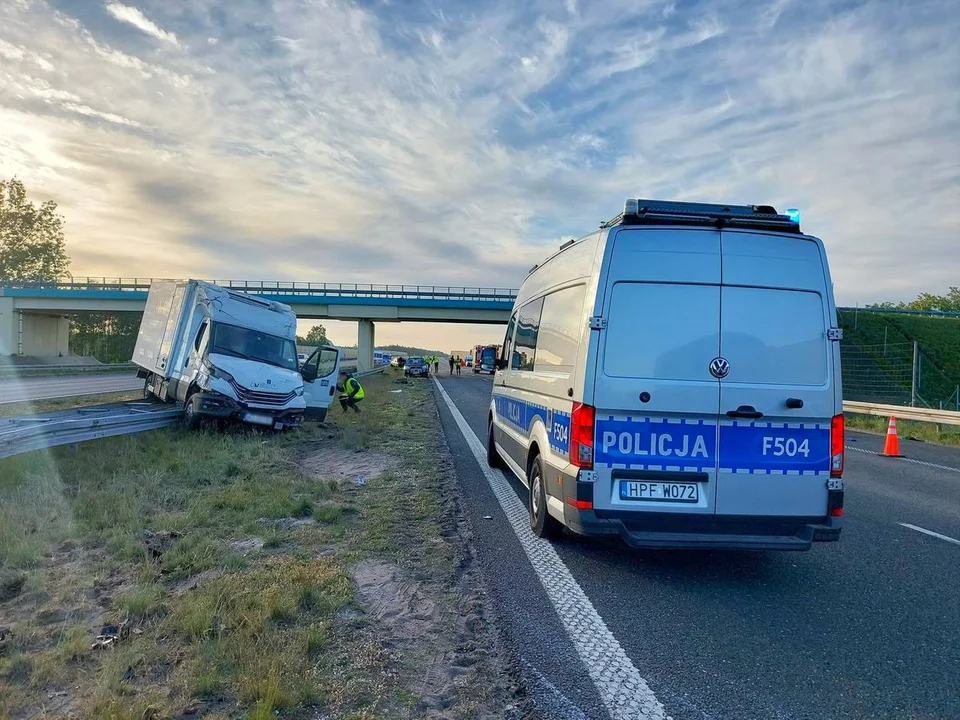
[908,288,960,313]
[297,325,329,346]
[0,178,70,283]
[869,288,960,313]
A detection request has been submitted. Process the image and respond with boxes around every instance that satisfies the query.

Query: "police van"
[487,199,845,550]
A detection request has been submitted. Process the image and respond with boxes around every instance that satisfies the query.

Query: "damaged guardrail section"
[0,367,386,461]
[0,402,182,461]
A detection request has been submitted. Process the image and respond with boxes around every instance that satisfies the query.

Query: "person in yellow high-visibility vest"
[337,371,365,413]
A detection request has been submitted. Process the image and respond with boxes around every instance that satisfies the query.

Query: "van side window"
[500,312,518,369]
[515,297,544,371]
[534,285,586,376]
[315,348,338,378]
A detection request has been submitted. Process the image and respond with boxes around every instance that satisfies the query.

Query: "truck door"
[715,230,834,517]
[302,346,341,419]
[591,228,723,516]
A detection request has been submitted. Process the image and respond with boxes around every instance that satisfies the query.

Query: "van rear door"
[592,228,721,516]
[716,230,834,517]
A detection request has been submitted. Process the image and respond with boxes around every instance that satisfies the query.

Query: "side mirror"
[302,366,317,382]
[496,358,507,371]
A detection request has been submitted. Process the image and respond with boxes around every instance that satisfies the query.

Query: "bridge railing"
[5,278,519,303]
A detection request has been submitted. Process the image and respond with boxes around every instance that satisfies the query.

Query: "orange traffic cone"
[882,415,904,457]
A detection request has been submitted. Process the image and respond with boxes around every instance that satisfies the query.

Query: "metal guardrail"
[2,279,518,303]
[0,367,389,460]
[0,401,181,461]
[0,363,135,378]
[843,401,960,426]
[6,279,960,318]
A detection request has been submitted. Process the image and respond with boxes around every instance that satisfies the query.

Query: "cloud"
[104,2,178,45]
[0,0,955,345]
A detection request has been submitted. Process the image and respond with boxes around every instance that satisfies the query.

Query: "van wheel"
[528,454,560,538]
[486,422,504,469]
[183,394,201,430]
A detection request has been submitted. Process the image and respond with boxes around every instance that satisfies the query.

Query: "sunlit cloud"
[0,0,955,355]
[104,2,178,45]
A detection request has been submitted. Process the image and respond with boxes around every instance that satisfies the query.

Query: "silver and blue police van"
[487,199,845,550]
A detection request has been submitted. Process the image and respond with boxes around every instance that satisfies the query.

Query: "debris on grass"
[91,621,129,650]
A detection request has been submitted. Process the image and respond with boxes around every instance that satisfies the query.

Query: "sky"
[1,0,958,352]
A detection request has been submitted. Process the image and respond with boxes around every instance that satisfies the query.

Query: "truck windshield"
[209,323,298,372]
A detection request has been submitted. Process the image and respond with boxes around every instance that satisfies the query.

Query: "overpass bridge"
[0,279,517,372]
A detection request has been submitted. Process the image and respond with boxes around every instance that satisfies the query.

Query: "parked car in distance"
[404,356,429,377]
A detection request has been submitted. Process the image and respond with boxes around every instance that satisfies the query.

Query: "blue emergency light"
[785,208,801,224]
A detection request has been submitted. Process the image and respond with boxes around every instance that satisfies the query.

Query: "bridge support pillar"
[0,298,18,356]
[20,313,70,357]
[357,319,375,374]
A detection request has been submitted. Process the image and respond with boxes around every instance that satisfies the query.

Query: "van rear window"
[720,287,828,386]
[603,282,720,381]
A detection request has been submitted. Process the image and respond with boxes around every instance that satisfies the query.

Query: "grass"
[0,370,474,719]
[845,413,960,447]
[0,390,142,418]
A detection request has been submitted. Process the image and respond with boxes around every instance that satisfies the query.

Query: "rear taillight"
[570,403,595,469]
[831,414,844,478]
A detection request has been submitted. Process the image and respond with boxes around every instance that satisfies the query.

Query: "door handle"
[726,405,764,419]
[785,397,804,409]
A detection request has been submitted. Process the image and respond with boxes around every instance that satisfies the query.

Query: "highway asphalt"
[432,373,960,720]
[0,373,143,405]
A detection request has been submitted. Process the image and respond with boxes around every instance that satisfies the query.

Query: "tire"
[528,454,560,538]
[182,393,201,430]
[486,421,504,469]
[142,377,152,400]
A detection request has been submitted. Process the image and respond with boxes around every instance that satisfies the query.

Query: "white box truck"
[133,280,341,429]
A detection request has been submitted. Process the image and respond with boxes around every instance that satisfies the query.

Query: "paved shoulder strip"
[846,445,960,474]
[433,378,668,720]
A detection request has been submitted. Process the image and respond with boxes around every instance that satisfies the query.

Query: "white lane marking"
[433,377,668,720]
[845,445,960,474]
[898,523,960,547]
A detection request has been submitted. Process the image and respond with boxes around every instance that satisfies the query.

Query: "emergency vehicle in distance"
[473,344,502,374]
[487,199,844,551]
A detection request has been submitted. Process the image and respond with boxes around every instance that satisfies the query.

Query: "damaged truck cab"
[133,280,337,429]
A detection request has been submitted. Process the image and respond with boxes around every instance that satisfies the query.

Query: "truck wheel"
[528,454,560,538]
[142,377,152,400]
[487,422,504,469]
[182,394,201,430]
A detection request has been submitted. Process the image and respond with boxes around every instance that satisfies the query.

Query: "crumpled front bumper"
[193,392,304,429]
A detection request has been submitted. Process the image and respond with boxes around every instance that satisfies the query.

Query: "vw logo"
[709,357,730,379]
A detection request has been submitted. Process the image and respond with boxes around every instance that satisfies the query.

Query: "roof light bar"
[603,199,802,233]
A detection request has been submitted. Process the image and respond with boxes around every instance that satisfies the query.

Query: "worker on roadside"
[456,356,462,375]
[448,355,455,374]
[337,371,365,413]
[434,357,440,374]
